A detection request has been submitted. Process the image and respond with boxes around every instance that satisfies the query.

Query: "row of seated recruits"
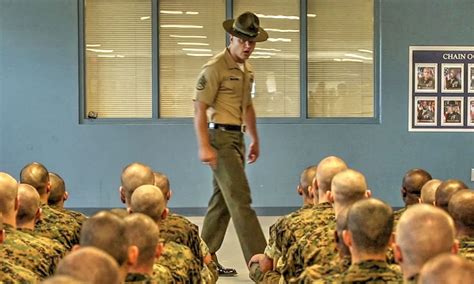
[0,162,218,283]
[247,156,474,283]
[0,157,473,283]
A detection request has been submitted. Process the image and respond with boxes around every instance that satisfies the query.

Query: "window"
[81,0,376,121]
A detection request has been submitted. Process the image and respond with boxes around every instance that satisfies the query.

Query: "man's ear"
[127,246,139,266]
[451,239,460,255]
[342,230,352,248]
[365,190,372,198]
[401,187,407,198]
[14,196,19,212]
[328,191,334,204]
[119,187,126,204]
[127,208,133,214]
[46,182,51,194]
[161,208,169,220]
[393,243,403,264]
[296,185,303,196]
[167,190,173,201]
[418,197,422,204]
[155,242,164,259]
[72,244,81,252]
[63,191,69,202]
[35,208,42,222]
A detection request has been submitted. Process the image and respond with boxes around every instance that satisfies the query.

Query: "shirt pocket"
[219,76,241,94]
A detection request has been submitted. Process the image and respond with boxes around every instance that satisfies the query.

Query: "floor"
[188,216,280,284]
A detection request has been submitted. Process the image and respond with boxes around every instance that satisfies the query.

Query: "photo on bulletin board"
[441,97,464,126]
[414,96,437,126]
[415,63,437,93]
[441,63,464,93]
[468,64,474,93]
[468,97,474,126]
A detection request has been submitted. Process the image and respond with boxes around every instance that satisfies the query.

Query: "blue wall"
[1,0,473,209]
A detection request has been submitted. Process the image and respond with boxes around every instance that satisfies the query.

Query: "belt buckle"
[241,125,246,133]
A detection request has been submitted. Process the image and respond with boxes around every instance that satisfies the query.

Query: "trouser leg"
[201,176,231,253]
[209,130,267,263]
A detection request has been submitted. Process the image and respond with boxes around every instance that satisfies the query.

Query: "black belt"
[208,122,246,132]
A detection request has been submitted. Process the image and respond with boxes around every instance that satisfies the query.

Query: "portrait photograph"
[414,96,437,126]
[468,97,474,126]
[415,63,437,93]
[441,63,464,93]
[441,97,464,126]
[468,64,474,93]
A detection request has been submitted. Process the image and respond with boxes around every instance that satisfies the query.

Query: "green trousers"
[201,129,267,263]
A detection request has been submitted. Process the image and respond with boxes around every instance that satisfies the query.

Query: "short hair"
[347,198,393,254]
[55,247,121,284]
[124,213,160,266]
[48,172,66,206]
[109,208,129,219]
[41,275,87,284]
[419,253,474,284]
[0,172,18,215]
[401,169,432,205]
[20,162,50,195]
[17,184,41,225]
[448,189,474,232]
[80,211,129,266]
[331,169,368,208]
[154,171,170,200]
[420,179,442,204]
[299,165,318,197]
[130,185,166,222]
[316,156,348,192]
[396,204,455,268]
[435,179,467,211]
[120,163,155,204]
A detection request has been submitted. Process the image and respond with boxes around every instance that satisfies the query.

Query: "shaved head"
[20,162,50,195]
[420,179,442,204]
[154,171,170,201]
[48,172,66,206]
[80,211,129,266]
[401,169,432,206]
[316,156,348,193]
[120,163,155,204]
[346,198,394,254]
[448,190,474,236]
[299,165,318,197]
[0,172,18,215]
[332,169,368,211]
[419,254,474,284]
[396,204,456,270]
[130,185,166,222]
[16,184,41,225]
[56,247,121,284]
[124,213,160,266]
[435,179,467,211]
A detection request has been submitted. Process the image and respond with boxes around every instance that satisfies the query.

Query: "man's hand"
[199,145,217,169]
[247,253,273,272]
[247,141,259,164]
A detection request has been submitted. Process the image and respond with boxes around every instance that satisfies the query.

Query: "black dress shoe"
[216,262,238,276]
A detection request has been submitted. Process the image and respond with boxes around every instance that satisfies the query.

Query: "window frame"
[79,0,380,125]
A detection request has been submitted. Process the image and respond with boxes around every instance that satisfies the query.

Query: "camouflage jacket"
[0,258,39,283]
[35,204,81,250]
[332,260,403,283]
[459,236,474,261]
[292,256,351,284]
[160,213,203,265]
[157,241,202,283]
[125,272,159,284]
[265,204,313,260]
[2,224,55,278]
[51,205,88,228]
[152,263,174,284]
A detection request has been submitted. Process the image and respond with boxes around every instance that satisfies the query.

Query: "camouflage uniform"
[277,203,335,281]
[51,205,88,228]
[200,239,218,284]
[292,255,351,284]
[331,260,403,283]
[392,207,406,229]
[157,240,202,283]
[35,204,81,250]
[2,224,56,278]
[459,236,474,261]
[0,258,39,283]
[125,272,158,284]
[152,263,174,283]
[159,213,203,263]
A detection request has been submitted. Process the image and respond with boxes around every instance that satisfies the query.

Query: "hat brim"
[222,19,268,42]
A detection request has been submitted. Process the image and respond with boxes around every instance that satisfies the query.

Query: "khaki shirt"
[194,48,254,125]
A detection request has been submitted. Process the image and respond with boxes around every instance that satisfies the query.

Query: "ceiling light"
[182,48,212,52]
[265,28,299,33]
[256,14,299,20]
[267,38,292,42]
[86,48,114,53]
[177,42,210,46]
[255,47,281,52]
[169,35,207,39]
[140,16,150,20]
[86,44,101,47]
[186,11,199,15]
[357,49,373,53]
[160,10,183,15]
[161,25,203,28]
[186,53,213,57]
